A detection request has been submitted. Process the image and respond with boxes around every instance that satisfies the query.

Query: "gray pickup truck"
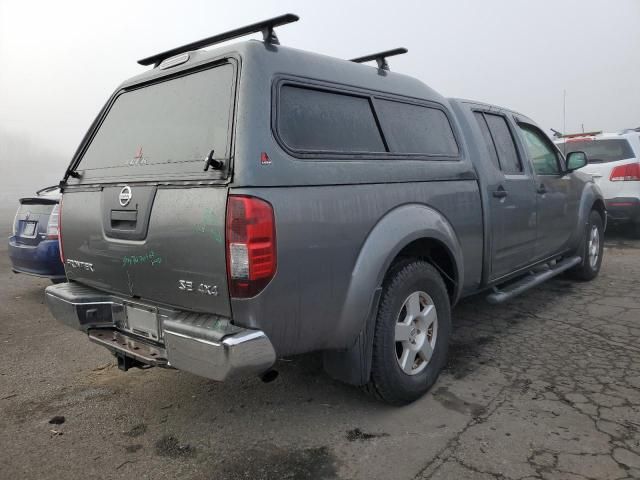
[45,15,605,404]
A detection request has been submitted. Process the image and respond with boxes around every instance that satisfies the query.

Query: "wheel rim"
[588,224,600,269]
[394,291,438,376]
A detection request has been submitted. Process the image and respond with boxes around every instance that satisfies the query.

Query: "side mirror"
[566,151,588,172]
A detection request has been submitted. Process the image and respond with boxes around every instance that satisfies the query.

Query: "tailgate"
[59,59,237,317]
[62,186,230,316]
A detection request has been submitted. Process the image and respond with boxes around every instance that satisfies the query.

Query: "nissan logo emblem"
[119,186,132,207]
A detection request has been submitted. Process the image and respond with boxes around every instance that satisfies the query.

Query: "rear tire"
[568,210,604,281]
[367,260,451,405]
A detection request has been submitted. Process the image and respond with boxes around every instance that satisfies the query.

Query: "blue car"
[8,186,66,283]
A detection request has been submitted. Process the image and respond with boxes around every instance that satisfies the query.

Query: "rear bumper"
[45,282,276,381]
[605,197,640,223]
[8,237,66,280]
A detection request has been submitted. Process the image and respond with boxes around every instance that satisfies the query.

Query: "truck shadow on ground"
[65,273,576,477]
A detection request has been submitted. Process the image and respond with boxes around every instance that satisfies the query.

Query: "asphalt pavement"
[1,206,640,480]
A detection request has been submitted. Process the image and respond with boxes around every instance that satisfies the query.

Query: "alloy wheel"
[394,291,438,376]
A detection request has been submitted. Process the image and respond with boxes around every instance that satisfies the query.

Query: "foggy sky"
[1,0,639,175]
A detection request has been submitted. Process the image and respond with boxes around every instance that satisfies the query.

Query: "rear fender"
[323,204,463,385]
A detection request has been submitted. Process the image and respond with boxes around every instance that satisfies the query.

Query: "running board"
[486,256,582,305]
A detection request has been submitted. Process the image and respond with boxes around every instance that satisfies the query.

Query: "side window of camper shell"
[276,83,460,158]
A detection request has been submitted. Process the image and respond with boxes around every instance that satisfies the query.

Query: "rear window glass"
[77,64,234,179]
[278,85,385,153]
[375,100,459,156]
[556,139,635,163]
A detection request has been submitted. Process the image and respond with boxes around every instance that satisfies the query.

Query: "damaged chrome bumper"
[44,282,276,381]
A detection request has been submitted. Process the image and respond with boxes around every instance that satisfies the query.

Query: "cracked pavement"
[1,205,639,480]
[421,230,640,480]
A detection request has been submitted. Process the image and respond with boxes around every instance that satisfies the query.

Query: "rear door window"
[375,100,459,156]
[76,63,235,181]
[278,85,385,153]
[483,113,522,174]
[473,112,501,170]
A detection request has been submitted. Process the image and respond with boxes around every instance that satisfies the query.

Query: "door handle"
[111,209,138,230]
[492,187,508,199]
[537,184,547,194]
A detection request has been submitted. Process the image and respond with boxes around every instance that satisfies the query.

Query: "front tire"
[568,210,604,281]
[367,260,451,405]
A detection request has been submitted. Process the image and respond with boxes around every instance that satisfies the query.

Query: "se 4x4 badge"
[178,280,218,296]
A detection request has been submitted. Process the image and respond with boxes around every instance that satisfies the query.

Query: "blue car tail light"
[47,204,60,240]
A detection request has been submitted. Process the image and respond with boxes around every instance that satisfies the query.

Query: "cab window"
[484,113,522,174]
[473,112,500,170]
[518,124,562,175]
[473,111,522,174]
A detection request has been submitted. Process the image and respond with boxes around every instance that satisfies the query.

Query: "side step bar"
[486,256,582,305]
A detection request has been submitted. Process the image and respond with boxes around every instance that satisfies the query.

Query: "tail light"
[610,163,640,181]
[226,195,276,298]
[12,209,18,236]
[47,204,60,239]
[57,199,65,263]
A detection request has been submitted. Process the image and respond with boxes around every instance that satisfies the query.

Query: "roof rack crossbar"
[137,13,300,67]
[350,47,408,71]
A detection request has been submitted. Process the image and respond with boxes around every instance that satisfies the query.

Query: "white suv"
[556,129,640,236]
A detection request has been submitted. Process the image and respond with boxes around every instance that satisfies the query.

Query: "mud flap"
[322,287,382,386]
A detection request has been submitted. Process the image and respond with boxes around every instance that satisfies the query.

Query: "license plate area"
[22,221,37,238]
[124,303,159,340]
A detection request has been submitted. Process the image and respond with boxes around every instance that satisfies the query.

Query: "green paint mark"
[195,208,224,243]
[122,250,163,268]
